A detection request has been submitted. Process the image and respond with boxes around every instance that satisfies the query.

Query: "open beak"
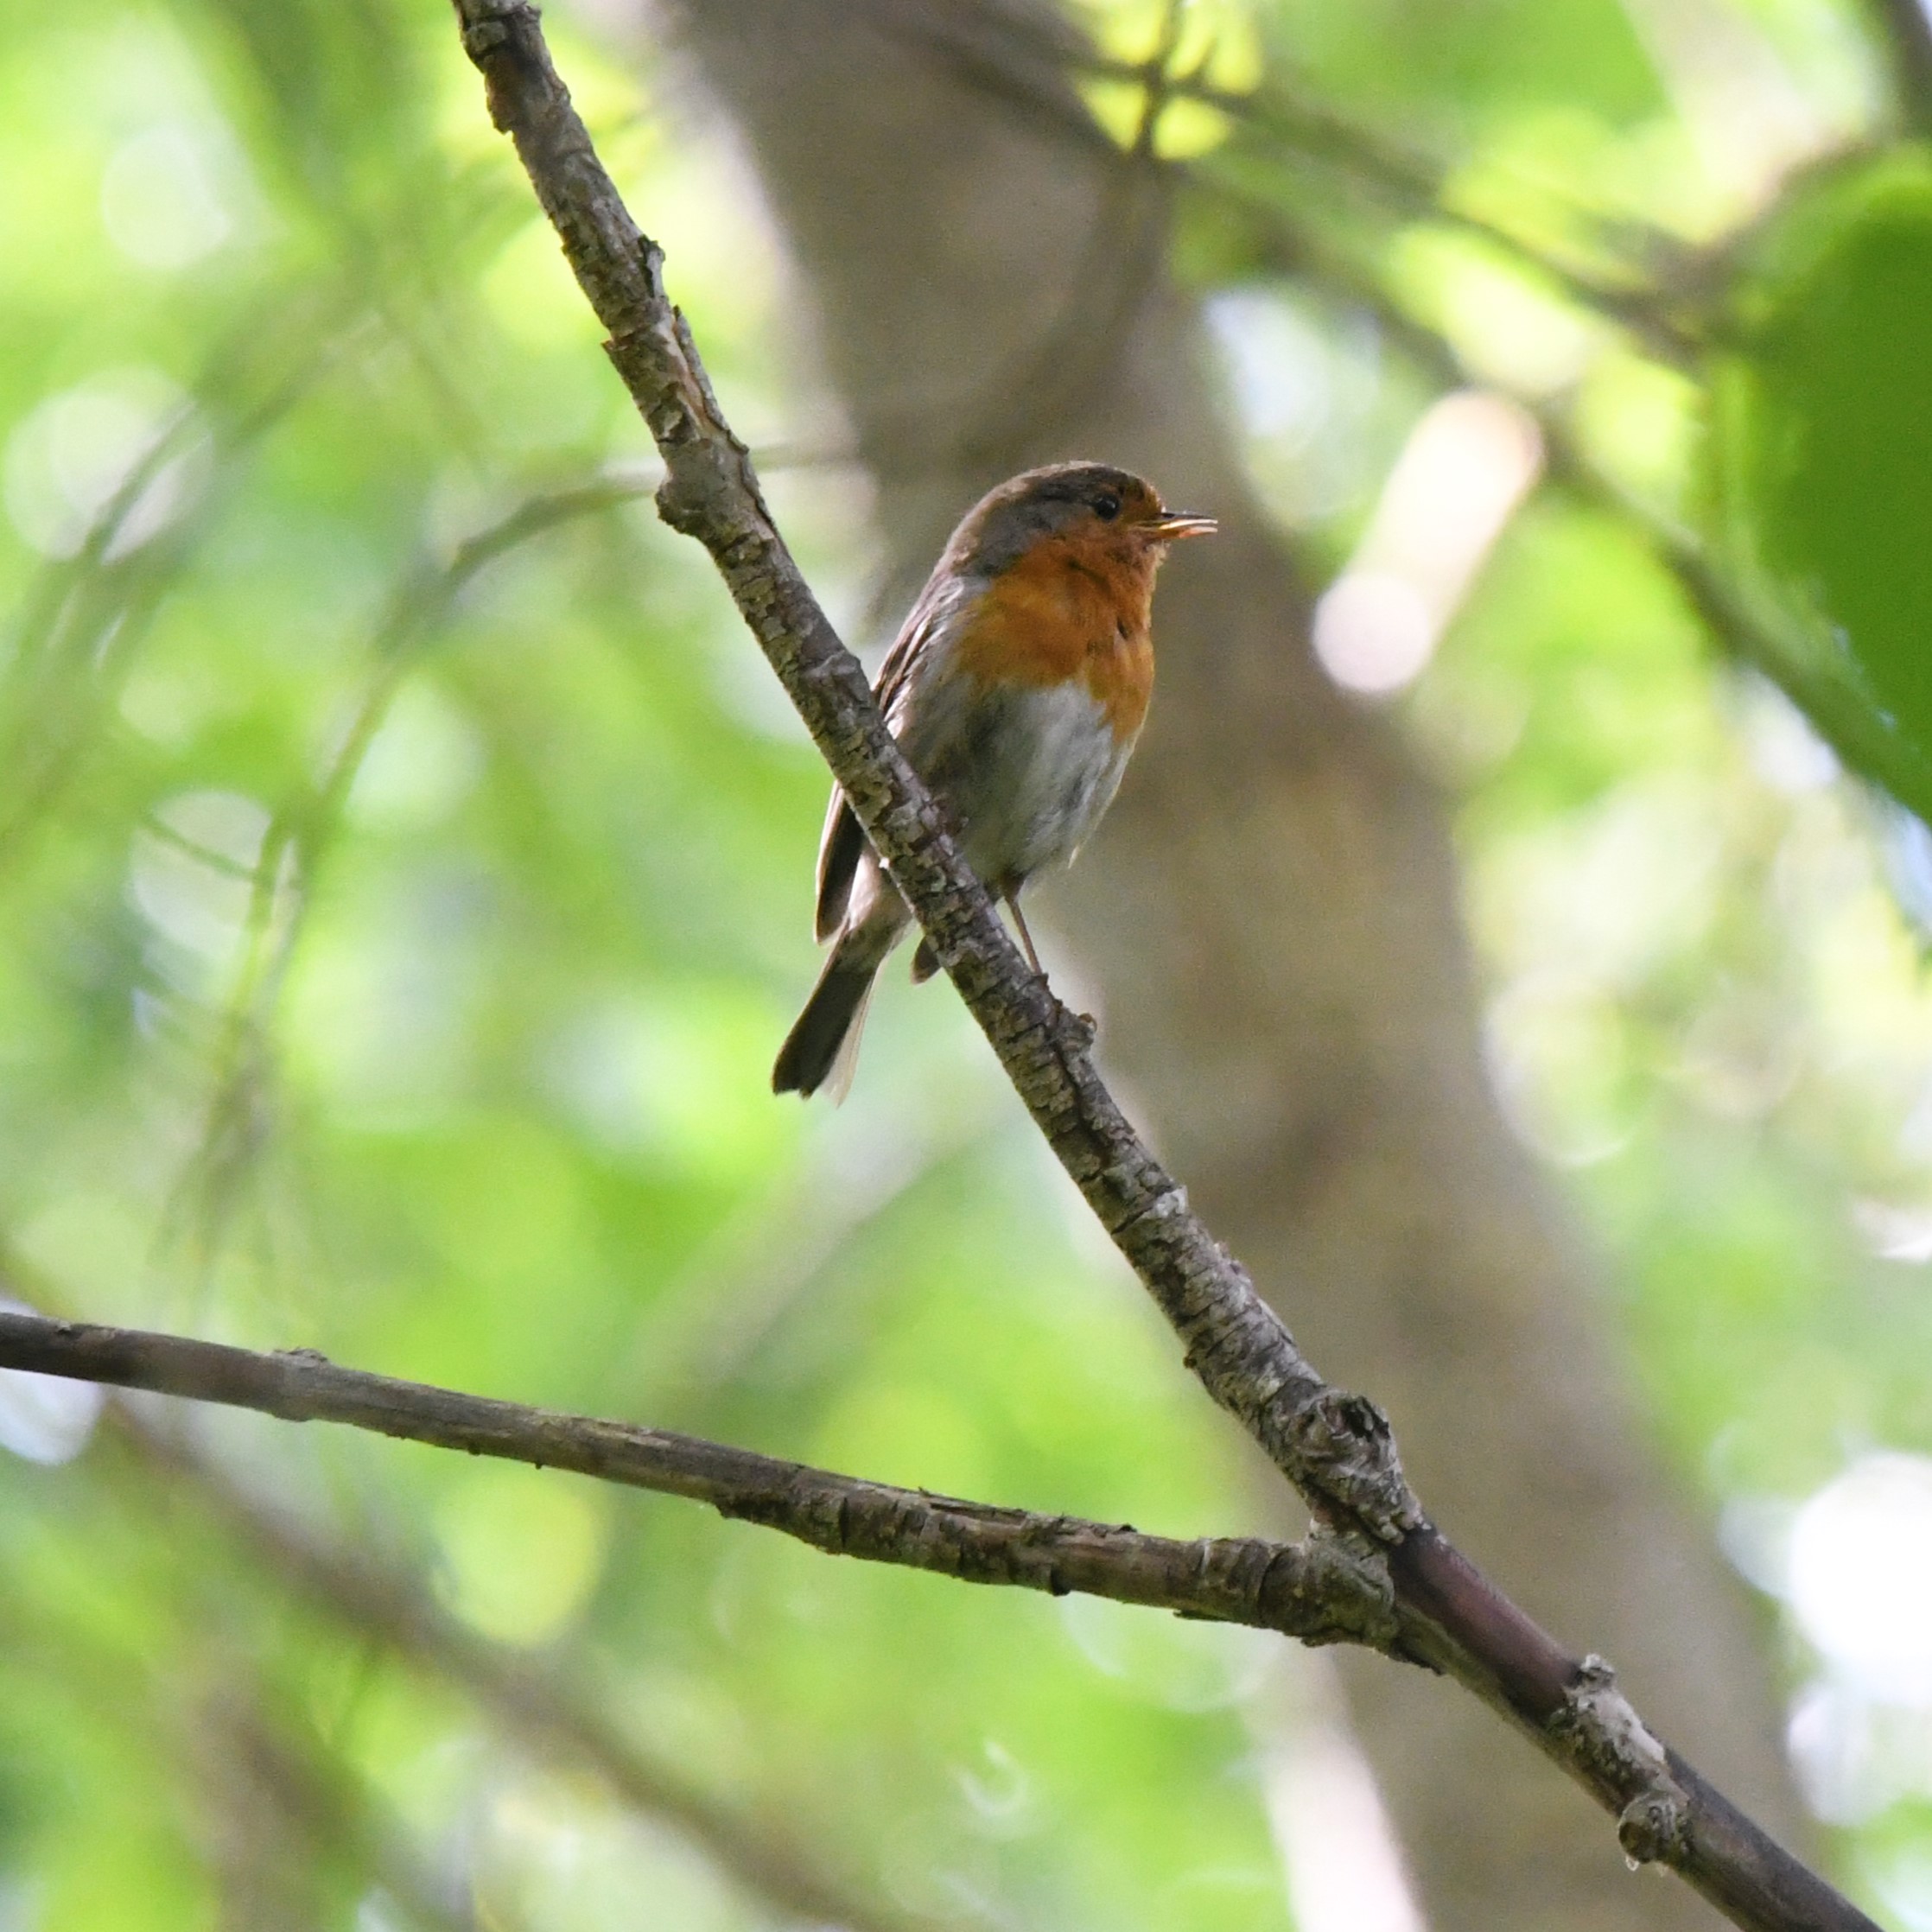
[1147,511,1217,541]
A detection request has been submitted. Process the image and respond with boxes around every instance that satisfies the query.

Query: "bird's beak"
[1147,512,1217,542]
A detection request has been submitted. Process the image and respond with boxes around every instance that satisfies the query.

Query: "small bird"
[772,461,1215,1099]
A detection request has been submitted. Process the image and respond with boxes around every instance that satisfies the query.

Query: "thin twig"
[0,292,345,882]
[158,470,656,1265]
[1,1220,961,1932]
[872,2,1700,363]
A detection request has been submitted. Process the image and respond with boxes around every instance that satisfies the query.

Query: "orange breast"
[953,534,1156,742]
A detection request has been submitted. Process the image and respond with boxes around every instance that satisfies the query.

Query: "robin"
[772,461,1215,1099]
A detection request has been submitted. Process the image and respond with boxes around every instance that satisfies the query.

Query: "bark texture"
[652,4,1805,1925]
[0,1311,1397,1659]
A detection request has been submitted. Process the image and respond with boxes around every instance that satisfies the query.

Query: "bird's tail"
[772,950,880,1102]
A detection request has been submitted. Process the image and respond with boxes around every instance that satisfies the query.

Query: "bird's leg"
[1004,890,1096,1039]
[1003,890,1045,977]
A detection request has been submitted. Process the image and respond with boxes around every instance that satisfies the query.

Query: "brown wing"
[810,571,963,941]
[812,786,866,942]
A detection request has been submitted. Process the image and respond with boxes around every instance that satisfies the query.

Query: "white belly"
[902,676,1132,888]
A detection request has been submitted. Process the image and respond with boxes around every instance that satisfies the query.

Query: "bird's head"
[954,462,1216,580]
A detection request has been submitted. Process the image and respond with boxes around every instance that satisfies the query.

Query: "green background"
[3,0,1932,1926]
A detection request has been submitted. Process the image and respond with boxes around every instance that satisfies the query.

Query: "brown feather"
[810,577,964,939]
[812,791,864,942]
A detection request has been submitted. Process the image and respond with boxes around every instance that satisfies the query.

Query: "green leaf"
[1725,150,1932,765]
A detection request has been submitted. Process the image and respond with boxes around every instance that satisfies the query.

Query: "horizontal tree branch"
[0,1312,1396,1651]
[437,7,1872,1929]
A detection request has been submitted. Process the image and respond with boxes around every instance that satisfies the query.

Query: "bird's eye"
[1093,493,1122,521]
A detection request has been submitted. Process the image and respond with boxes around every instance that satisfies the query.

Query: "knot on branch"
[626,307,774,549]
[455,0,542,132]
[461,18,510,58]
[1287,1390,1423,1543]
[1551,1655,1694,1868]
[1056,1005,1098,1054]
[1617,1787,1693,1867]
[1264,1527,1401,1654]
[455,0,534,60]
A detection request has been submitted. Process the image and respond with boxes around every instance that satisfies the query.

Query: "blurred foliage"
[3,0,1932,1929]
[1717,150,1932,759]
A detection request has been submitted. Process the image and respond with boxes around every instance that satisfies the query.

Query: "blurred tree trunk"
[649,3,1804,1924]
